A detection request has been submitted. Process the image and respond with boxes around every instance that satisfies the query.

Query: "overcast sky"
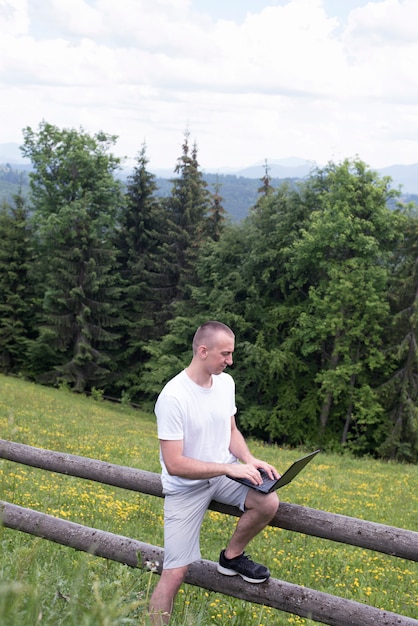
[1,0,417,172]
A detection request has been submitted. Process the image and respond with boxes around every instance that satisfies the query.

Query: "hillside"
[154,172,289,221]
[1,163,417,222]
[0,165,281,220]
[1,374,418,625]
[0,164,30,205]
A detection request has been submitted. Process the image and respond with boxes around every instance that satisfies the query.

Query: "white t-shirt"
[155,369,237,493]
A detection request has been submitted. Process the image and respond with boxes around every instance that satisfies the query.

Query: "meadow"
[0,374,417,625]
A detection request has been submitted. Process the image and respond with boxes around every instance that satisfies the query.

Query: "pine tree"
[377,206,418,461]
[0,192,37,373]
[257,159,274,197]
[205,175,227,241]
[115,144,174,398]
[22,122,123,392]
[167,131,212,301]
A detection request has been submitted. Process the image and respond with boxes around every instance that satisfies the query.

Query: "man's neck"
[185,365,213,389]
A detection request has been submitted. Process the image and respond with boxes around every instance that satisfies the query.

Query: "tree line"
[1,121,418,462]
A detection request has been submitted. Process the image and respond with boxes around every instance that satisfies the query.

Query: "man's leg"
[225,490,279,558]
[149,484,211,623]
[217,490,279,582]
[149,566,188,625]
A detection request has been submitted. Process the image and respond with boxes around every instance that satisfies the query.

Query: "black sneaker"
[217,550,270,583]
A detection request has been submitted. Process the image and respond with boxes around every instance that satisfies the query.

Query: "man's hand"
[251,459,280,481]
[226,461,280,485]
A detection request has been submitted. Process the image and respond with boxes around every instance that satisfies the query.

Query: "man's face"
[204,331,234,375]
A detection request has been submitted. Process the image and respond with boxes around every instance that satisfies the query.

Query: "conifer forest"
[2,121,418,461]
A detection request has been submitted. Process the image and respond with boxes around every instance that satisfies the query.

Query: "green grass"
[0,374,417,625]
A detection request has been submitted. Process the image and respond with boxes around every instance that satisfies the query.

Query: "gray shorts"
[162,475,249,569]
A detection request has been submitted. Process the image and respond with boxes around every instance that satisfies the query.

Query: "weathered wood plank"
[1,438,417,561]
[1,501,417,626]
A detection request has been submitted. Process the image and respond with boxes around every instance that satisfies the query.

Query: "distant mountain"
[154,173,269,221]
[231,157,316,180]
[1,142,418,217]
[152,158,316,181]
[0,142,25,164]
[378,163,418,194]
[154,157,418,194]
[1,141,418,192]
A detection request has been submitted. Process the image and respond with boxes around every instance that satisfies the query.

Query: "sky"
[1,0,418,172]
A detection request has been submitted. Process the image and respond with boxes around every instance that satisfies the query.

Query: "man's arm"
[160,439,233,479]
[229,415,279,480]
[229,414,257,464]
[161,438,264,484]
[160,415,278,484]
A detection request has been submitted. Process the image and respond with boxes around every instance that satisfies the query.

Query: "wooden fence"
[1,438,417,626]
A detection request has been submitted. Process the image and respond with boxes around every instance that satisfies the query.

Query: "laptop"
[229,449,320,493]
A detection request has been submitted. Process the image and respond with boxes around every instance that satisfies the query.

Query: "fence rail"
[1,439,417,561]
[1,438,418,626]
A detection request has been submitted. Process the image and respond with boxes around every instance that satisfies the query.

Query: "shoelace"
[236,553,254,564]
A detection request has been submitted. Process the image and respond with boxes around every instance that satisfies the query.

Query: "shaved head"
[192,321,234,355]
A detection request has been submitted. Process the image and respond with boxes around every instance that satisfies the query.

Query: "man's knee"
[248,491,279,520]
[263,492,279,518]
[254,492,279,522]
[160,565,188,592]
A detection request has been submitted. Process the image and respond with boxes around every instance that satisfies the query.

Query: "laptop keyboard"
[258,468,277,488]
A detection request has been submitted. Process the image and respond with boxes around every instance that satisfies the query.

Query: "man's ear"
[197,344,208,359]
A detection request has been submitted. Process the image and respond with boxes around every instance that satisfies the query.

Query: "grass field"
[0,374,417,625]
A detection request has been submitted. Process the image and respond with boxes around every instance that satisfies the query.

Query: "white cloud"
[1,0,418,170]
[341,0,418,104]
[0,0,29,35]
[345,0,418,45]
[28,0,104,39]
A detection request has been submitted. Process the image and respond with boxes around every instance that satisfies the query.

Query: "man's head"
[192,321,235,375]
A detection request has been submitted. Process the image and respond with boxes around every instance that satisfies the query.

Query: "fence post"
[1,439,418,561]
[2,501,417,626]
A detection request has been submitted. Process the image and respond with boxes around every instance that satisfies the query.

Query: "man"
[149,321,279,624]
